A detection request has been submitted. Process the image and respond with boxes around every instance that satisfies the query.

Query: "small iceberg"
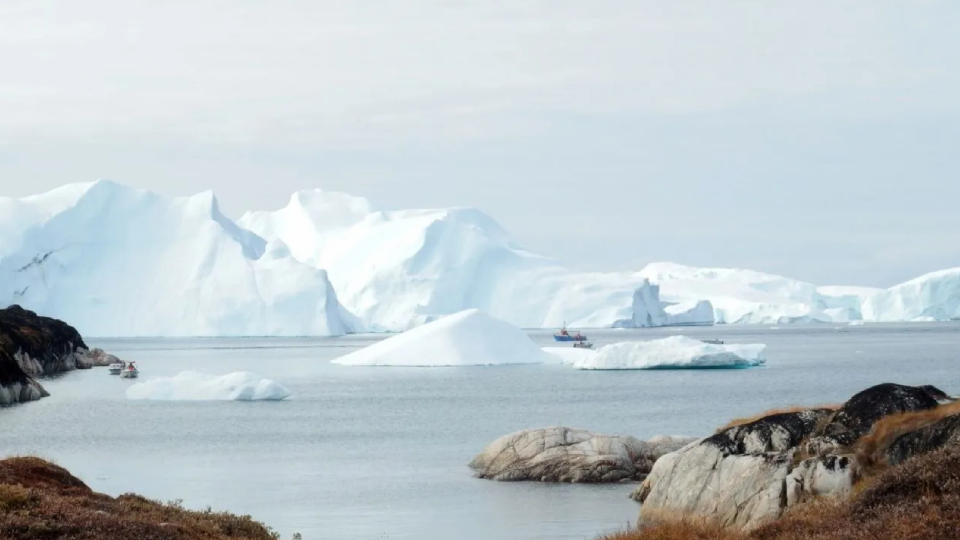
[125,371,292,401]
[332,308,557,366]
[572,335,766,370]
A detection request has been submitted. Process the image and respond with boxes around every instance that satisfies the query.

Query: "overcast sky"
[1,1,958,287]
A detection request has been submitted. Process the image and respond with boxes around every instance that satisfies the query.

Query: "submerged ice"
[125,371,292,401]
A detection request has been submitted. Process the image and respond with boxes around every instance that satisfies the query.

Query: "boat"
[700,338,724,345]
[119,361,139,379]
[572,342,594,349]
[553,325,588,342]
[108,361,125,375]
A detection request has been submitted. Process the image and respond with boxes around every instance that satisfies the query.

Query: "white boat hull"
[119,370,139,379]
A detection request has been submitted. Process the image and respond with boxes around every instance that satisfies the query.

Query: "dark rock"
[0,304,89,376]
[707,409,835,455]
[887,413,960,465]
[0,306,96,405]
[817,383,941,448]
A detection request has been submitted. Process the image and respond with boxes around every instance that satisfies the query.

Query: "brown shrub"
[715,404,841,433]
[0,456,283,540]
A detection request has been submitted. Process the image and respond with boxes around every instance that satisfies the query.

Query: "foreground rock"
[0,456,282,540]
[470,427,695,483]
[636,383,954,531]
[596,444,960,540]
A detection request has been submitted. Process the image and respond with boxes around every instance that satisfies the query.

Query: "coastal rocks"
[806,383,944,454]
[636,441,795,529]
[88,348,121,367]
[785,454,860,507]
[0,348,49,405]
[711,409,835,454]
[469,427,695,483]
[638,383,947,531]
[887,412,960,465]
[0,306,109,405]
[0,305,92,375]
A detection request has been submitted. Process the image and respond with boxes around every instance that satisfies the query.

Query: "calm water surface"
[3,323,960,540]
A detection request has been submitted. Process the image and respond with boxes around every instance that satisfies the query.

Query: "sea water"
[3,323,959,540]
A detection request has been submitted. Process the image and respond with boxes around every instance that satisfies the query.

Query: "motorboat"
[553,325,588,342]
[572,342,594,349]
[700,338,724,345]
[119,361,139,379]
[108,362,125,375]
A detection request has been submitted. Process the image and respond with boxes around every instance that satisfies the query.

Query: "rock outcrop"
[0,305,93,375]
[636,383,951,531]
[470,427,695,483]
[887,411,960,465]
[806,383,944,454]
[0,305,101,405]
[88,348,121,367]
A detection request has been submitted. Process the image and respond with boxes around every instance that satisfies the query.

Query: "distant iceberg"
[332,309,557,366]
[861,267,960,322]
[572,336,766,370]
[126,371,292,401]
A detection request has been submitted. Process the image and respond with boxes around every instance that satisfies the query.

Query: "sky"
[1,1,958,287]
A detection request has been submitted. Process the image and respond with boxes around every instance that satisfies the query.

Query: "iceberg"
[242,193,718,330]
[125,371,292,401]
[332,309,557,366]
[572,336,766,370]
[861,268,960,322]
[0,181,360,337]
[5,181,959,334]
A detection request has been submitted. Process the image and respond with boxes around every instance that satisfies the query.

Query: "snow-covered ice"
[4,180,960,334]
[125,371,292,401]
[572,336,766,370]
[332,309,557,366]
[861,267,960,322]
[0,181,360,337]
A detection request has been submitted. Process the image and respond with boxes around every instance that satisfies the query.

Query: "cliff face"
[0,305,92,405]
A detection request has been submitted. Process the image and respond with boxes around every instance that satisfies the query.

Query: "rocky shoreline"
[474,382,960,539]
[0,305,119,406]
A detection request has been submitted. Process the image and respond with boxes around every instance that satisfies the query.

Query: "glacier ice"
[3,181,959,334]
[861,267,960,322]
[125,371,292,401]
[572,336,766,370]
[331,308,558,366]
[242,193,716,330]
[0,181,360,337]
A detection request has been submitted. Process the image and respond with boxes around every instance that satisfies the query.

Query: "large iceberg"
[0,181,360,337]
[861,268,960,322]
[126,371,292,401]
[241,191,718,330]
[331,309,557,366]
[4,181,958,334]
[572,336,766,370]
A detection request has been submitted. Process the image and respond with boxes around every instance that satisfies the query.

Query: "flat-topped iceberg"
[572,335,766,370]
[126,371,292,401]
[332,308,556,366]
